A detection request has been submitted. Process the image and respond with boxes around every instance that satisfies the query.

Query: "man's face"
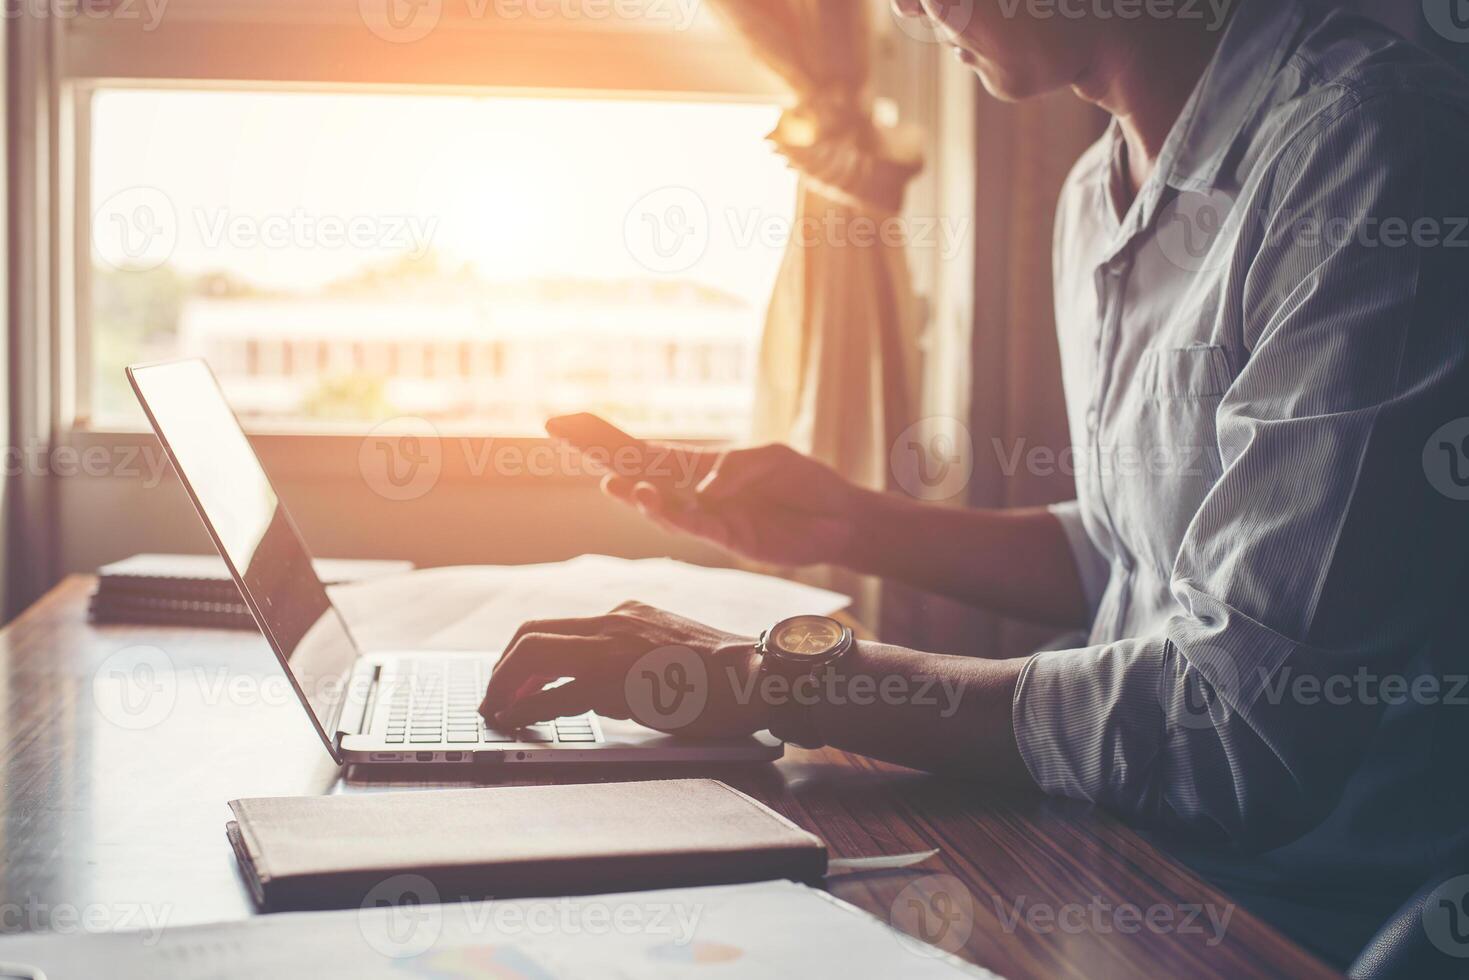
[891,0,1096,102]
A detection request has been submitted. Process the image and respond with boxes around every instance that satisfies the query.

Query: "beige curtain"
[709,0,925,626]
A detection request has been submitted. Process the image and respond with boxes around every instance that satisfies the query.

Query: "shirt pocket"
[1122,345,1232,576]
[1141,344,1231,400]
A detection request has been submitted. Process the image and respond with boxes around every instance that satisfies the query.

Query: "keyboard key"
[557,733,599,743]
[481,731,516,743]
[409,734,442,743]
[447,732,478,743]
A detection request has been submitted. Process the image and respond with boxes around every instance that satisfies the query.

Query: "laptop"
[128,358,783,769]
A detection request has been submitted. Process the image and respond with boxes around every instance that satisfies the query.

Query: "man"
[480,0,1469,966]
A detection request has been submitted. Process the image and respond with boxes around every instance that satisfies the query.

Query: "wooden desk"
[0,577,1337,978]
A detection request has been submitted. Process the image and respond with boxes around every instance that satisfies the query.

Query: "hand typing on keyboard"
[479,601,769,739]
[381,661,601,746]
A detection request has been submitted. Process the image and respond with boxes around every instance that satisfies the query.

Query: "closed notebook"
[227,778,827,911]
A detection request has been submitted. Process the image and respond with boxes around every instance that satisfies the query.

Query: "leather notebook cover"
[227,778,827,912]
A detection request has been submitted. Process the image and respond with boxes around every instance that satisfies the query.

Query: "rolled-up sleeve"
[1014,94,1469,846]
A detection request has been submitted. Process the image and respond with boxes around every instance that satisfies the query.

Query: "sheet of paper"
[329,555,851,653]
[0,880,1000,980]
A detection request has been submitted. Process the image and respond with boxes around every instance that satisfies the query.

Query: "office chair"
[1349,873,1469,979]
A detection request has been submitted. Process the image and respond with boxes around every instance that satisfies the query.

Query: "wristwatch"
[756,615,855,749]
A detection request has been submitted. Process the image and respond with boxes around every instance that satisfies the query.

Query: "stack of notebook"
[89,553,414,630]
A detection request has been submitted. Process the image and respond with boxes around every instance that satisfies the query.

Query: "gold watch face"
[770,616,845,659]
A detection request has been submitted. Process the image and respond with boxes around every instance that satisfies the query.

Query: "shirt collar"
[1160,0,1309,193]
[1097,0,1308,257]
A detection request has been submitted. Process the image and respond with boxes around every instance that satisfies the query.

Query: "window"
[66,1,795,439]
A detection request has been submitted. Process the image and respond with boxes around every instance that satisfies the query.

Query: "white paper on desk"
[0,880,1002,980]
[329,554,852,653]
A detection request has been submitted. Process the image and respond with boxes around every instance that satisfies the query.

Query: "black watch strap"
[756,623,853,749]
[759,660,827,748]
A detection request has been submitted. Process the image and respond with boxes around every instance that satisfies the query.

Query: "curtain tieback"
[769,92,925,215]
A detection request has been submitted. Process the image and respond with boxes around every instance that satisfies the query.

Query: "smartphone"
[546,414,701,508]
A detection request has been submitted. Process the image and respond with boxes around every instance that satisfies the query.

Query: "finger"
[481,633,620,718]
[546,413,644,456]
[695,446,788,503]
[547,413,652,481]
[632,481,666,515]
[547,415,715,493]
[601,473,637,502]
[496,679,604,729]
[499,616,608,670]
[650,503,733,549]
[632,483,733,547]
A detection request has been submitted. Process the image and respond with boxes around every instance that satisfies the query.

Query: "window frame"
[61,1,787,448]
[41,1,960,480]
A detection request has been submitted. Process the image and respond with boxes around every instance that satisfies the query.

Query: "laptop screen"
[128,359,358,750]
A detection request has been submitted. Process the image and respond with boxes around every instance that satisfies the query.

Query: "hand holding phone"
[545,413,861,568]
[545,414,710,508]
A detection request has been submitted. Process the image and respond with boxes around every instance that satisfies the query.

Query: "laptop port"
[416,752,434,762]
[445,752,463,763]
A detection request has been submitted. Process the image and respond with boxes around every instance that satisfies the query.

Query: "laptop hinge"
[335,663,379,743]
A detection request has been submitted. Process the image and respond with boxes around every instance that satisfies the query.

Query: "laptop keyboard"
[376,659,601,746]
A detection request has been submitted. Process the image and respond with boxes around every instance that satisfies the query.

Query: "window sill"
[60,428,724,487]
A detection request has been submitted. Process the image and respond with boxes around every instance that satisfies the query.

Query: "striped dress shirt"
[1010,0,1469,960]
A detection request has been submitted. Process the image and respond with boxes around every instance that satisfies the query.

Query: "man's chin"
[971,65,1061,103]
[972,67,1028,103]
